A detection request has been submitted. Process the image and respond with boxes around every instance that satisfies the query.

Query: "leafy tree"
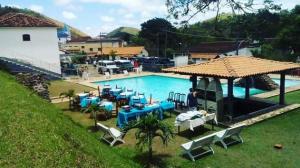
[123,114,174,163]
[166,0,280,24]
[139,18,180,56]
[275,5,300,53]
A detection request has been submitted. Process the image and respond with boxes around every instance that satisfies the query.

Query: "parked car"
[97,60,119,74]
[114,60,134,71]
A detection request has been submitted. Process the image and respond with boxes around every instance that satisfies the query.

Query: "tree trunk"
[148,134,153,163]
[93,111,97,128]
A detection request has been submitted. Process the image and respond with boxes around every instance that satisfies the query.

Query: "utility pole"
[164,30,168,57]
[99,32,104,56]
[156,33,160,57]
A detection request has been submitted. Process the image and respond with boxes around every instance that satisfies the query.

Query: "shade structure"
[163,56,300,78]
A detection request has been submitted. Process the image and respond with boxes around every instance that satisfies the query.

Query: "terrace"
[50,56,300,166]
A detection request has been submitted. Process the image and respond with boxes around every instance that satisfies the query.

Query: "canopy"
[163,56,300,78]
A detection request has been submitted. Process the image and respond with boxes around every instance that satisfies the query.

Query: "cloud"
[62,11,77,19]
[29,5,44,13]
[124,13,134,19]
[54,0,73,5]
[80,0,167,15]
[100,16,115,22]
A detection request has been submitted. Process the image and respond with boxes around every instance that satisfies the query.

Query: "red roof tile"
[0,13,57,27]
[163,56,300,78]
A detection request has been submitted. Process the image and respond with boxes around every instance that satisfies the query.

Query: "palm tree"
[123,114,174,163]
[59,89,75,109]
[82,104,110,129]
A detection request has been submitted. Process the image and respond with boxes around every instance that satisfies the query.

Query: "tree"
[139,18,180,56]
[59,89,75,109]
[275,5,300,53]
[166,0,280,24]
[82,104,110,129]
[123,114,174,163]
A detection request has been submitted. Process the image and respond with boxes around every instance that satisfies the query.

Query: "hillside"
[107,26,140,38]
[0,71,140,168]
[0,6,88,38]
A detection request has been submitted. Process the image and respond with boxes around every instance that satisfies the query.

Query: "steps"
[0,57,62,80]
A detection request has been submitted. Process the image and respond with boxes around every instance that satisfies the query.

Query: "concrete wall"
[62,41,123,54]
[0,27,61,74]
[173,54,188,66]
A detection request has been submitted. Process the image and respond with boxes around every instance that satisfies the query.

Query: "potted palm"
[123,114,174,164]
[59,89,75,109]
[82,104,110,129]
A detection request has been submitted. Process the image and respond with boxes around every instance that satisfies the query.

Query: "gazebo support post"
[245,77,250,99]
[227,78,234,120]
[279,72,286,105]
[191,75,197,90]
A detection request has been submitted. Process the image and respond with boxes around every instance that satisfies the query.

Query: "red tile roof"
[0,13,57,27]
[163,56,300,78]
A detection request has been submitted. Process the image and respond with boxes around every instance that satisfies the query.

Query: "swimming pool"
[93,75,300,101]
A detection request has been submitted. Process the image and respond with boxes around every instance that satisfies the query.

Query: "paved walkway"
[231,104,300,127]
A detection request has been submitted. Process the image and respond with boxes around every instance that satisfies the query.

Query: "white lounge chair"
[97,123,125,146]
[181,134,215,161]
[123,70,129,76]
[104,72,111,79]
[213,124,245,149]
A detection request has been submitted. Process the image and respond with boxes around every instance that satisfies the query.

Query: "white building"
[0,13,61,74]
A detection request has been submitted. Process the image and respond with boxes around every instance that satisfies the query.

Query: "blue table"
[100,101,113,112]
[110,88,123,97]
[116,91,135,100]
[129,95,148,106]
[160,101,175,111]
[80,96,100,108]
[117,103,163,128]
[78,93,89,102]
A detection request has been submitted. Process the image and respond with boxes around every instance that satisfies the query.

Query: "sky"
[0,0,299,37]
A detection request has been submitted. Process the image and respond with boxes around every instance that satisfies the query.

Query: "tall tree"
[139,18,180,56]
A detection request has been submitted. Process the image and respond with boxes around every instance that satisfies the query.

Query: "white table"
[175,112,216,132]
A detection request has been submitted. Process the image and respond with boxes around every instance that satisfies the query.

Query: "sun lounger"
[213,124,245,149]
[105,72,111,79]
[181,134,215,161]
[123,70,129,76]
[97,122,125,146]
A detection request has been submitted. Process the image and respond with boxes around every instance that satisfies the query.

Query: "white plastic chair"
[123,70,129,76]
[181,134,215,161]
[97,123,125,146]
[213,124,245,149]
[104,72,110,79]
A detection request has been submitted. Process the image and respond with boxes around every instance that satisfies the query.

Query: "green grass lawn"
[54,90,300,167]
[2,69,300,168]
[49,80,94,97]
[0,71,139,168]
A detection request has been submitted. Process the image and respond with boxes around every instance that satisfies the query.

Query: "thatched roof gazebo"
[163,56,300,122]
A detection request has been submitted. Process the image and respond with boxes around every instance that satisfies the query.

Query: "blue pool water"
[93,75,300,101]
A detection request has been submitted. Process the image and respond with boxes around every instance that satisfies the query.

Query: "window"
[22,34,30,41]
[81,46,85,49]
[90,48,93,51]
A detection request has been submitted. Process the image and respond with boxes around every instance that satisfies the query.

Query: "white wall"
[223,48,254,57]
[0,27,61,74]
[173,54,188,67]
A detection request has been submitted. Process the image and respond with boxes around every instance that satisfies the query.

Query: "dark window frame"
[22,34,31,41]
